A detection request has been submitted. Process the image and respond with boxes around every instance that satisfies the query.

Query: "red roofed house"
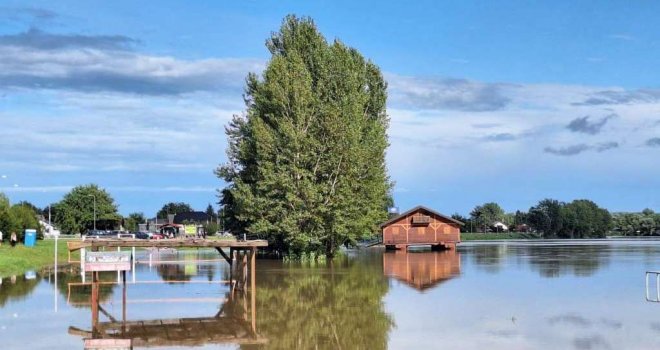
[380,205,463,251]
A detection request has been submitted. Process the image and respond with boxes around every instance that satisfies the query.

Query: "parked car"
[85,229,108,237]
[150,233,165,240]
[134,232,150,239]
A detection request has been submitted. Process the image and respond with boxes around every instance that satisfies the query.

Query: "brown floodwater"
[2,240,660,349]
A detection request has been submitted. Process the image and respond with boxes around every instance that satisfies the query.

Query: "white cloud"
[0,185,216,193]
[384,77,660,197]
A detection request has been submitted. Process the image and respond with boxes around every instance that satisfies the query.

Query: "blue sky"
[0,1,659,216]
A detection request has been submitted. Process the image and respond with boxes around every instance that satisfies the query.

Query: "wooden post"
[230,248,235,291]
[250,247,256,334]
[91,272,99,336]
[242,251,248,291]
[122,270,127,329]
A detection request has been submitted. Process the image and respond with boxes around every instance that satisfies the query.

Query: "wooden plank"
[68,238,268,252]
[68,241,91,251]
[84,338,132,350]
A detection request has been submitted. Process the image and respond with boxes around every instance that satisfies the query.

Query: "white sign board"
[85,252,132,272]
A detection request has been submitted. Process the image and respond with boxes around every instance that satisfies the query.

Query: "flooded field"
[2,240,660,349]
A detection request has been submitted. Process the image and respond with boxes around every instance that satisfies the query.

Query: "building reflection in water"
[383,249,461,291]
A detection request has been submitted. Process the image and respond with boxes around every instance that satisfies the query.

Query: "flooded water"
[2,240,660,349]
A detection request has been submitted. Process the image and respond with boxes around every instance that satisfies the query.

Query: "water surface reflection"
[383,250,460,291]
[2,241,660,349]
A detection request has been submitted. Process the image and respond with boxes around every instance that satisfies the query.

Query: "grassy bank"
[0,239,79,278]
[461,232,540,241]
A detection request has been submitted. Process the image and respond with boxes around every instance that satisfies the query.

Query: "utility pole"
[88,194,97,231]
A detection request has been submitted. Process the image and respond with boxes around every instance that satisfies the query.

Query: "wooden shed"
[380,205,463,250]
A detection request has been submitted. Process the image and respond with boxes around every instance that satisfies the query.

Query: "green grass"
[461,232,541,241]
[0,239,79,278]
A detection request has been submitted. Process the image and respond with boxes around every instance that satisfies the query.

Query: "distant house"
[515,224,530,232]
[492,221,509,232]
[174,211,211,237]
[380,205,463,251]
[139,218,169,233]
[38,219,60,237]
[138,212,212,237]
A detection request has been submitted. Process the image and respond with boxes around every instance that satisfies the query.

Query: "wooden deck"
[69,316,267,347]
[67,238,268,252]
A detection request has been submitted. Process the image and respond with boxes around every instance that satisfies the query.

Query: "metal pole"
[54,233,58,312]
[93,196,96,231]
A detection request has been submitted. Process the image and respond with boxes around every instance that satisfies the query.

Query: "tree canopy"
[123,212,146,232]
[217,15,392,258]
[53,184,120,234]
[527,198,611,238]
[157,202,194,219]
[470,202,505,231]
[0,192,43,241]
[612,209,660,236]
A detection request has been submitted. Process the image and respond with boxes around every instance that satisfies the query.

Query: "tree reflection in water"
[0,274,40,307]
[465,243,612,277]
[248,253,393,350]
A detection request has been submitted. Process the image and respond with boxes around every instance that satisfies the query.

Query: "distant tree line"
[1,184,222,237]
[454,198,619,239]
[611,209,660,236]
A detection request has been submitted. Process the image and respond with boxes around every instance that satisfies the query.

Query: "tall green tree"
[53,184,120,234]
[470,202,505,232]
[451,213,470,232]
[10,204,42,240]
[217,15,392,258]
[123,212,146,232]
[15,201,40,214]
[204,204,217,220]
[528,199,564,238]
[157,202,194,219]
[0,193,42,241]
[0,193,17,239]
[559,199,611,238]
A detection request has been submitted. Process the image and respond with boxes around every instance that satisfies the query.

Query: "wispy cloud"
[544,144,591,156]
[544,142,619,156]
[573,335,612,350]
[0,28,263,95]
[646,138,660,147]
[573,89,660,106]
[0,28,139,50]
[566,114,615,135]
[484,133,518,142]
[472,123,501,129]
[0,185,216,193]
[608,34,636,41]
[386,74,513,111]
[595,141,619,152]
[0,6,57,23]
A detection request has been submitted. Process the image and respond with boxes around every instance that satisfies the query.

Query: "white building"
[492,221,509,232]
[39,219,61,237]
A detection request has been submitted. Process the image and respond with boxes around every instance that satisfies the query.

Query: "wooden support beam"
[215,247,233,266]
[98,305,117,323]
